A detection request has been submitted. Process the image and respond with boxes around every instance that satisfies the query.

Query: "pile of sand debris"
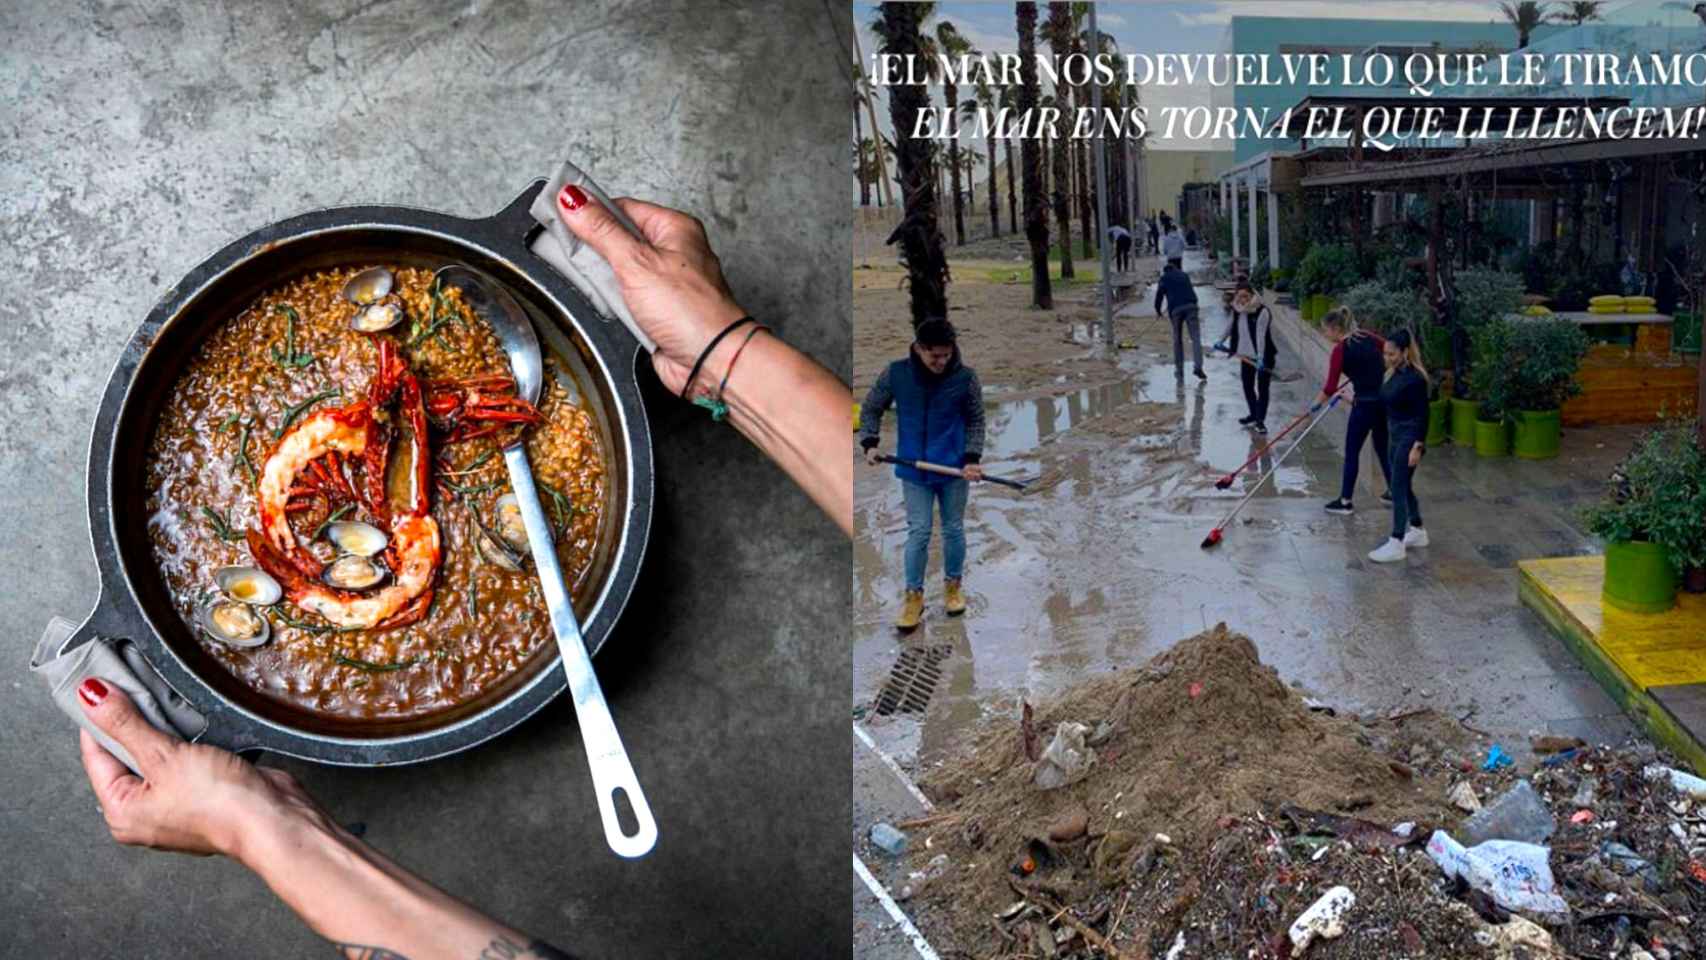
[895,625,1705,958]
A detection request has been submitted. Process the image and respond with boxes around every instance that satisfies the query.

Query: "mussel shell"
[343,266,394,305]
[494,493,530,549]
[324,520,389,557]
[199,600,271,648]
[349,296,405,333]
[477,530,527,571]
[323,554,390,591]
[213,565,282,606]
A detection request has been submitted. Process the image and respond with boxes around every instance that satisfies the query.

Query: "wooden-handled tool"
[875,455,1030,491]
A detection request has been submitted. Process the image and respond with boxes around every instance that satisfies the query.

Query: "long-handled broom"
[1211,384,1348,489]
[876,455,1031,491]
[1207,342,1304,383]
[1201,392,1346,549]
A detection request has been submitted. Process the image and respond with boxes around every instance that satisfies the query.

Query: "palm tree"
[1000,84,1019,234]
[855,138,893,208]
[959,79,1000,237]
[1043,2,1075,279]
[874,3,949,327]
[935,21,975,247]
[1500,1,1552,48]
[1549,1,1603,25]
[854,71,872,207]
[1017,2,1052,309]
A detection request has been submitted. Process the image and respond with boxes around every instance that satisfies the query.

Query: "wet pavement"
[854,253,1640,789]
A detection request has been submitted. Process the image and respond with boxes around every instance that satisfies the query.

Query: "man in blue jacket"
[859,318,986,631]
[1154,260,1206,381]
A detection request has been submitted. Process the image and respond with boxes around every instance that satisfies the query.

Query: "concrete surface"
[1,2,851,957]
[854,249,1642,793]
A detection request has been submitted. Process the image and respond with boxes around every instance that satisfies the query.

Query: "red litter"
[1189,681,1204,699]
[1570,809,1595,824]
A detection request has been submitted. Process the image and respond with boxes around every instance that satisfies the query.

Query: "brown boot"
[944,578,967,617]
[896,589,925,632]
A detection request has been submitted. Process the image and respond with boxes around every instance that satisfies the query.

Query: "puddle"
[981,379,1139,460]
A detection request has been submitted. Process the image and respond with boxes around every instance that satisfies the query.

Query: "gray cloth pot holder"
[527,161,655,354]
[31,616,206,775]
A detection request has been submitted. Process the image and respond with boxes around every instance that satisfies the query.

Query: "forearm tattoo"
[331,936,577,960]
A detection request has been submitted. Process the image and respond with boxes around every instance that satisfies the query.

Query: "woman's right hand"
[554,186,750,397]
[75,678,324,863]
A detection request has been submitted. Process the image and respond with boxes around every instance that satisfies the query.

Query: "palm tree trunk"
[1006,137,1017,236]
[880,3,949,327]
[1047,3,1073,280]
[945,83,966,246]
[985,131,999,237]
[1077,85,1093,258]
[1017,2,1051,309]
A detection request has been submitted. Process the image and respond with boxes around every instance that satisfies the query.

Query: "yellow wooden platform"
[1519,555,1706,773]
[1562,347,1699,426]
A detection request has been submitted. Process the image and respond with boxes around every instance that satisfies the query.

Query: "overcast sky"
[852,1,1536,152]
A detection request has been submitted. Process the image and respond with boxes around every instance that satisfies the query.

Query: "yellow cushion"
[1522,305,1554,316]
[1589,294,1626,306]
[1588,305,1626,314]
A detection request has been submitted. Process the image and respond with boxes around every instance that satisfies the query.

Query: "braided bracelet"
[694,324,769,421]
[681,316,754,403]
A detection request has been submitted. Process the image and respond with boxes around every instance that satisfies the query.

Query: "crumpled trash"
[896,853,949,901]
[1645,764,1706,799]
[1462,781,1556,845]
[1449,781,1483,813]
[1476,914,1561,958]
[1425,830,1569,921]
[1482,744,1514,771]
[1034,722,1096,790]
[1288,885,1355,953]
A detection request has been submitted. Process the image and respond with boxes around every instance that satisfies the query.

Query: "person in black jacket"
[1221,282,1278,435]
[1318,307,1391,514]
[1153,261,1205,381]
[1368,328,1430,564]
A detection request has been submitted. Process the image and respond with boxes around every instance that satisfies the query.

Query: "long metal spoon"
[435,264,657,859]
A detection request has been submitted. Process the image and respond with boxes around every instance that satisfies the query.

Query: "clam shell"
[199,600,270,648]
[322,554,389,591]
[343,266,394,305]
[494,493,529,549]
[324,521,389,557]
[214,566,282,606]
[477,530,526,571]
[349,297,405,333]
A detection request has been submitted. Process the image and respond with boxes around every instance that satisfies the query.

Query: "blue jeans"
[1387,424,1423,539]
[1341,398,1391,501]
[902,478,968,590]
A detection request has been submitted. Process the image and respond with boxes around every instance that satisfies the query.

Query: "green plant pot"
[1448,397,1478,446]
[1309,293,1330,320]
[1511,408,1562,460]
[1473,417,1510,457]
[1426,397,1449,446]
[1603,540,1678,614]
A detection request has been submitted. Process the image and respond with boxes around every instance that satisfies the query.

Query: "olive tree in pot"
[1448,268,1525,446]
[1467,317,1513,457]
[1500,317,1590,460]
[1582,422,1706,611]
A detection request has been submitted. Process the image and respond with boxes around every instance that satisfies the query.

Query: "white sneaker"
[1368,538,1407,563]
[1403,525,1429,548]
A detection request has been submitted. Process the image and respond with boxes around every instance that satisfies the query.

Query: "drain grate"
[874,645,954,716]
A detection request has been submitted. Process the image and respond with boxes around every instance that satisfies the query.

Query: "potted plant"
[1468,317,1514,457]
[1293,244,1361,324]
[1501,317,1590,459]
[1583,422,1706,612]
[1451,269,1525,447]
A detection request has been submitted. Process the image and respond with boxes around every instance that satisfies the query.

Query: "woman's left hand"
[1409,443,1423,468]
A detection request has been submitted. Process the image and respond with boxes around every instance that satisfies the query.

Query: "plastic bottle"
[869,822,908,857]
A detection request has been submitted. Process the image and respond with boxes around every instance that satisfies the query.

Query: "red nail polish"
[79,677,109,707]
[558,184,588,211]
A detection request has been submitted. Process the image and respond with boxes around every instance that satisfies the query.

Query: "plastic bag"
[1034,722,1096,790]
[1425,830,1569,922]
[1288,885,1355,953]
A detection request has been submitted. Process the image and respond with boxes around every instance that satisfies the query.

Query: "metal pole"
[1089,3,1115,347]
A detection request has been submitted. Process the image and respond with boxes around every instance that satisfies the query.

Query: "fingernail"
[79,677,109,707]
[558,184,588,212]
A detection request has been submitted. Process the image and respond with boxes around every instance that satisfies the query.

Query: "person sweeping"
[859,318,985,631]
[1221,282,1277,435]
[1154,259,1205,382]
[1317,307,1392,515]
[1367,328,1430,564]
